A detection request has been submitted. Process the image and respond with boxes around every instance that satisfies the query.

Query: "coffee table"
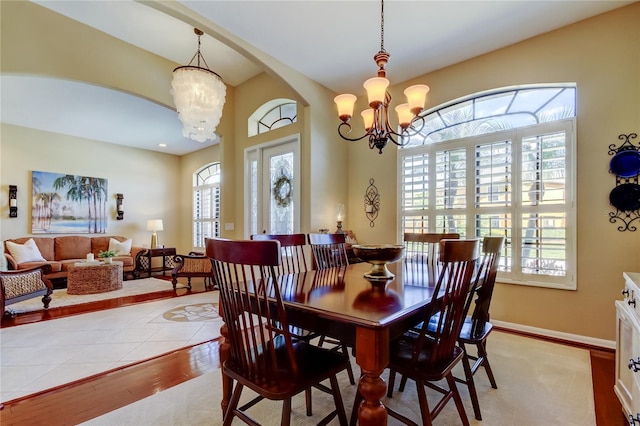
[67,261,123,295]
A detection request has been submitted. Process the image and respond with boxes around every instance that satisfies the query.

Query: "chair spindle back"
[307,233,349,270]
[251,233,309,275]
[206,238,301,380]
[470,236,505,338]
[403,232,460,287]
[417,239,479,365]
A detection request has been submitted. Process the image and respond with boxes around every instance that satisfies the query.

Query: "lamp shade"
[404,84,430,114]
[361,109,375,131]
[171,67,227,143]
[363,77,389,108]
[395,103,413,128]
[334,94,357,121]
[147,219,164,232]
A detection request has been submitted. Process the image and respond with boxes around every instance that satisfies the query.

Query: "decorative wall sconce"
[336,203,345,234]
[364,178,380,227]
[9,185,17,218]
[116,193,124,220]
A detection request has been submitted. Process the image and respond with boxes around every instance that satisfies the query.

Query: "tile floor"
[0,291,221,402]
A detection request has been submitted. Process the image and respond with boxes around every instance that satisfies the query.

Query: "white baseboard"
[492,320,616,350]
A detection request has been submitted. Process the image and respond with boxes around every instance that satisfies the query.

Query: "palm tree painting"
[32,171,108,234]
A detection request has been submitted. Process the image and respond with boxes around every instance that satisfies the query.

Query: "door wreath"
[273,173,292,208]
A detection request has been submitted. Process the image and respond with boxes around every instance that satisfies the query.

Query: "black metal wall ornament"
[8,185,17,218]
[608,133,640,231]
[364,178,380,227]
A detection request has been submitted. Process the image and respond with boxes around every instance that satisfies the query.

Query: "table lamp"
[147,219,164,248]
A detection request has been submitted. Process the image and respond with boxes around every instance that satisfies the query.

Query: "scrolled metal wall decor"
[608,133,640,231]
[364,178,380,227]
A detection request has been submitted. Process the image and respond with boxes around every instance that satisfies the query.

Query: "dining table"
[216,259,442,425]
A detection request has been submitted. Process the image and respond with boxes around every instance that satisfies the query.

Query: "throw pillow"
[6,238,47,264]
[108,238,132,256]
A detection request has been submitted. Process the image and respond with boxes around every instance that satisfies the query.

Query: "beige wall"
[347,3,640,341]
[2,0,638,342]
[0,124,181,249]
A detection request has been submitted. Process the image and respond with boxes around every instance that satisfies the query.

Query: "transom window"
[248,98,297,137]
[193,163,221,250]
[399,85,576,289]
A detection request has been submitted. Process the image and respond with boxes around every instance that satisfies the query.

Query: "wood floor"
[0,281,626,426]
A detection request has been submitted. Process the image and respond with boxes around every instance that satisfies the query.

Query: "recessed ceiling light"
[158,143,167,147]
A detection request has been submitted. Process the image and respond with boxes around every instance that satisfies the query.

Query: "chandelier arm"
[384,115,426,138]
[338,122,374,142]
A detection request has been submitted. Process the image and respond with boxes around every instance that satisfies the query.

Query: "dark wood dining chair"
[393,235,505,420]
[457,236,505,390]
[354,238,480,426]
[404,232,460,264]
[251,232,319,390]
[207,237,349,426]
[307,232,356,385]
[403,232,460,287]
[307,233,349,270]
[251,233,309,275]
[410,235,505,421]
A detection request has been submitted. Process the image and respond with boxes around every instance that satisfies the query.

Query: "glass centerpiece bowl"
[352,244,405,281]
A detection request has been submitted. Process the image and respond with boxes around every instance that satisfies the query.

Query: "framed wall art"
[32,171,108,234]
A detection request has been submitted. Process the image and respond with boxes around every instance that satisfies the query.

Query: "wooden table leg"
[354,326,389,425]
[219,319,232,417]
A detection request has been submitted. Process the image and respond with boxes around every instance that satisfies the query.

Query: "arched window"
[248,98,297,137]
[193,163,220,249]
[399,84,576,290]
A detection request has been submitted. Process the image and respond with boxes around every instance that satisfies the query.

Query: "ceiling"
[1,0,634,156]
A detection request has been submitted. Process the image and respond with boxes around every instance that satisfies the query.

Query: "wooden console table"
[138,247,176,278]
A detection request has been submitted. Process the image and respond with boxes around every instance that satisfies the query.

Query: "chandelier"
[171,28,226,143]
[334,0,429,154]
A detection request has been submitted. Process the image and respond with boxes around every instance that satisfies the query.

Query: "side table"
[67,261,123,295]
[138,247,177,278]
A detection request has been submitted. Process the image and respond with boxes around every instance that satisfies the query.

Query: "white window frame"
[398,119,576,290]
[192,163,221,251]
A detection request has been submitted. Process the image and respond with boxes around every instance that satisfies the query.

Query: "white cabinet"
[616,272,640,425]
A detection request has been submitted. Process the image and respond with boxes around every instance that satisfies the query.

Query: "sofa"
[3,236,144,281]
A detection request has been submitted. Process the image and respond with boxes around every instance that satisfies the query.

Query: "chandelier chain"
[196,32,202,67]
[380,0,385,53]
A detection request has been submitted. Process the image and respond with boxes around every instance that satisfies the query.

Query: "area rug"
[82,331,596,426]
[6,277,185,314]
